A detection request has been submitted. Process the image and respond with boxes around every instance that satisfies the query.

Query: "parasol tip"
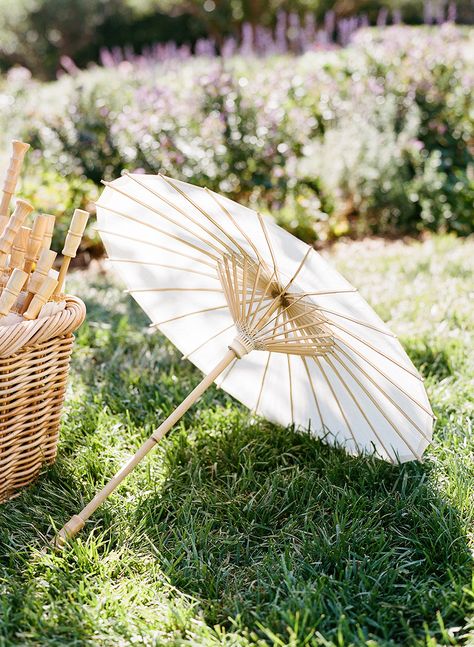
[54,515,86,548]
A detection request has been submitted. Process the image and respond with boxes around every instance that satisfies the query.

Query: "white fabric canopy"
[96,173,433,463]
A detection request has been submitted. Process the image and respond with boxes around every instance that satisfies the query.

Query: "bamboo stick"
[40,214,56,251]
[0,140,30,231]
[10,226,30,271]
[106,257,218,280]
[23,270,59,320]
[56,348,238,545]
[54,209,89,296]
[21,248,57,313]
[0,199,34,269]
[23,214,48,274]
[0,268,28,317]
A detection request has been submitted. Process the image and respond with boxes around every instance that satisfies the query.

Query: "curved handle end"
[54,514,85,547]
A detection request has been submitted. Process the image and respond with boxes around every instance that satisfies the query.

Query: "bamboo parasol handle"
[0,268,28,317]
[0,140,30,228]
[24,214,48,274]
[54,209,89,296]
[55,348,237,545]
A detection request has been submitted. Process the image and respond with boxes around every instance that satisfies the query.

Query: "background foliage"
[0,24,472,247]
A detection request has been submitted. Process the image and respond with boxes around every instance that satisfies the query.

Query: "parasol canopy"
[97,173,433,462]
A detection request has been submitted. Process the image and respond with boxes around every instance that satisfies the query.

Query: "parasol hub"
[229,326,260,358]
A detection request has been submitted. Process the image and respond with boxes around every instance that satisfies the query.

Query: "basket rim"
[0,295,86,358]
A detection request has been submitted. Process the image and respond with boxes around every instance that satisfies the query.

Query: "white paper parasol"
[57,173,433,542]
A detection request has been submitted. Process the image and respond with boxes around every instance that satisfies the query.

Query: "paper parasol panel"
[96,173,433,464]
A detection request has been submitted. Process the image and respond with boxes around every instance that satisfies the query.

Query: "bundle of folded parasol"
[0,139,88,504]
[0,140,89,324]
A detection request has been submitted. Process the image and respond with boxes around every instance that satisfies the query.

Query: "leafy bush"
[0,25,472,244]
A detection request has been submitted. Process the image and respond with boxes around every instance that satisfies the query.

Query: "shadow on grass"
[134,420,473,645]
[5,422,471,646]
[2,421,471,645]
[403,335,466,382]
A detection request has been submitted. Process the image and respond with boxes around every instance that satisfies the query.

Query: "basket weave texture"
[0,296,86,503]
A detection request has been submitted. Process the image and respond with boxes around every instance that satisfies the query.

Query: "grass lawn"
[1,234,473,646]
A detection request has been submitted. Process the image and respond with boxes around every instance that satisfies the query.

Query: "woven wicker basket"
[0,296,86,503]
